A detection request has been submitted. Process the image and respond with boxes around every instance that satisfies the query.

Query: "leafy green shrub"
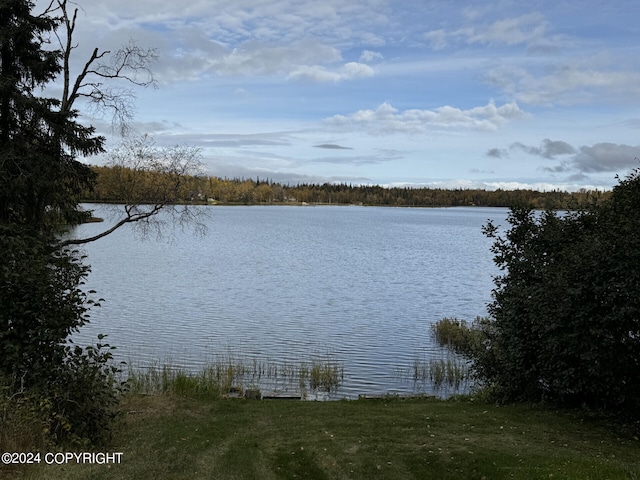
[1,338,124,449]
[474,169,640,413]
[0,232,94,388]
[0,230,123,446]
[46,338,125,446]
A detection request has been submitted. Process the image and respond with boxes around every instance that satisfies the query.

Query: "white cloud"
[288,62,374,83]
[424,13,548,50]
[344,62,375,78]
[64,0,391,48]
[487,63,640,106]
[423,29,448,51]
[359,50,384,63]
[325,101,528,134]
[219,40,342,76]
[47,0,391,85]
[150,38,354,82]
[466,13,547,46]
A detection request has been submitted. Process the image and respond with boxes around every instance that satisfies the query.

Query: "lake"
[71,204,507,399]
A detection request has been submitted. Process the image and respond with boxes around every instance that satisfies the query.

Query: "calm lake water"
[71,205,507,399]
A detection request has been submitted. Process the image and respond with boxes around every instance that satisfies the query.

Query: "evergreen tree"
[0,2,196,446]
[0,0,103,386]
[0,0,103,231]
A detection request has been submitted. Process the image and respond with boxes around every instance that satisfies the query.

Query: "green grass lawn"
[7,394,640,479]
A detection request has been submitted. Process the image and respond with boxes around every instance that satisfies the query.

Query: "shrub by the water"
[442,169,640,415]
[432,317,487,357]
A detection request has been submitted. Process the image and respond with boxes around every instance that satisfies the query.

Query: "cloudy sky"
[44,0,640,190]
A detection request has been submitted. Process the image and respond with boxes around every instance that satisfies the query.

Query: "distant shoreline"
[78,200,565,208]
[82,166,610,210]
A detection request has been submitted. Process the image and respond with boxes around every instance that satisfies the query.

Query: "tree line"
[83,165,611,210]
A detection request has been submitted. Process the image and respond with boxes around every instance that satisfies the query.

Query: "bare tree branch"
[60,204,163,246]
[54,0,158,134]
[61,135,208,247]
[38,2,201,245]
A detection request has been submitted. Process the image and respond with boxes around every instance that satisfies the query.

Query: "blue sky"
[47,0,640,190]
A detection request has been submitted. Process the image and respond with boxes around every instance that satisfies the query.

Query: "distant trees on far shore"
[83,165,610,210]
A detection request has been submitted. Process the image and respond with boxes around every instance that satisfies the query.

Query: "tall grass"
[432,317,487,355]
[0,383,49,454]
[124,355,344,399]
[306,360,344,392]
[125,364,224,396]
[412,356,469,390]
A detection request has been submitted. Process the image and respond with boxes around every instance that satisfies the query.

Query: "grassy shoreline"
[6,392,639,480]
[3,361,638,479]
[122,356,470,401]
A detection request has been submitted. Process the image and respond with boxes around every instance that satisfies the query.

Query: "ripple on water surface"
[72,205,505,398]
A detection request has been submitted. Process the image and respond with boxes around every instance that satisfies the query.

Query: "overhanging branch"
[60,204,165,246]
